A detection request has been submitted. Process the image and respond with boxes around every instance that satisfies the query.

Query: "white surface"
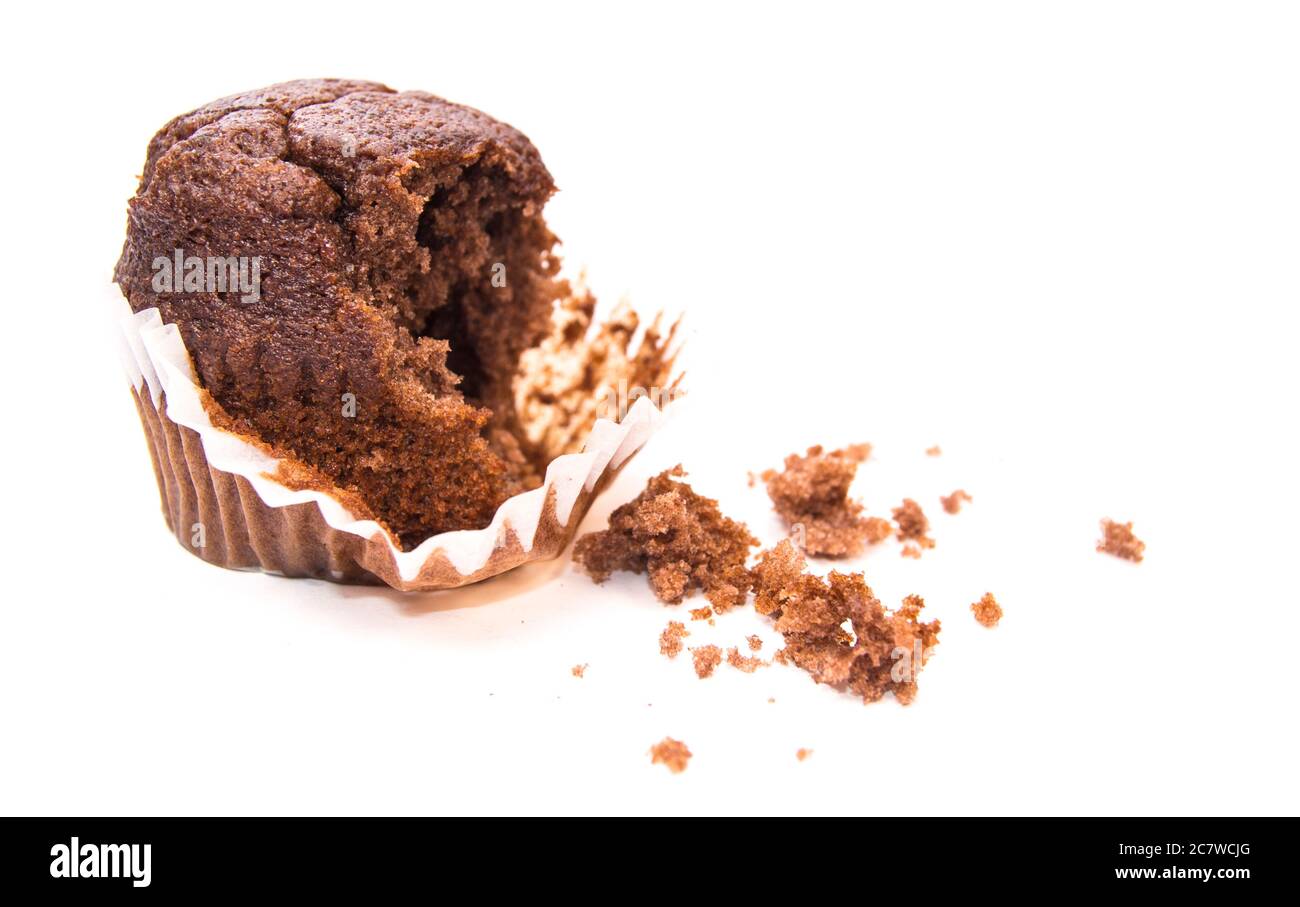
[1,1,1297,816]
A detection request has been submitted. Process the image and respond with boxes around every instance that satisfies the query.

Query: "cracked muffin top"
[115,79,568,548]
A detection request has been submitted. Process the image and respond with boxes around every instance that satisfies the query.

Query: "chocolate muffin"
[116,79,662,553]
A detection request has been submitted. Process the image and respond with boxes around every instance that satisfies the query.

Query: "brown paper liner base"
[130,388,628,592]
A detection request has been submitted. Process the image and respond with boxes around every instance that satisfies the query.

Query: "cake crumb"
[762,444,880,558]
[970,592,1003,628]
[768,697,776,704]
[864,516,894,544]
[900,544,922,559]
[726,647,767,673]
[926,446,942,457]
[750,539,941,704]
[796,748,813,762]
[1097,519,1145,563]
[659,621,689,659]
[571,663,588,677]
[940,489,972,515]
[649,737,692,773]
[689,607,713,621]
[574,466,758,609]
[691,645,723,678]
[892,499,935,552]
[746,635,763,652]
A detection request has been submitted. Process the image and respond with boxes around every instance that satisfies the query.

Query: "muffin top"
[117,78,555,350]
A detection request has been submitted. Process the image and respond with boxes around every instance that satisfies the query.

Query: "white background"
[1,1,1297,816]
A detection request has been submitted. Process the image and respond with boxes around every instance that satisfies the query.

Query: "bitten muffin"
[116,79,665,551]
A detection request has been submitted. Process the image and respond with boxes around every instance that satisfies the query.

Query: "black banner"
[0,817,1292,894]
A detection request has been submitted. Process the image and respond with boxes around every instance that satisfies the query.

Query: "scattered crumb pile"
[892,499,935,555]
[726,647,766,673]
[940,489,972,515]
[1097,519,1145,563]
[573,466,758,608]
[649,737,692,773]
[796,748,813,761]
[571,663,588,678]
[761,444,882,558]
[691,645,723,678]
[659,621,689,658]
[750,540,941,704]
[970,593,1003,628]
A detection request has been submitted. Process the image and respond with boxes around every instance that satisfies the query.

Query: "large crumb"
[691,645,723,679]
[971,593,1003,628]
[1097,518,1145,563]
[573,466,758,609]
[762,444,880,558]
[726,647,767,673]
[659,621,689,659]
[649,737,692,773]
[940,489,972,515]
[750,540,941,704]
[892,499,935,552]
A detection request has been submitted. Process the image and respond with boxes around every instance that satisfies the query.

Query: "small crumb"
[659,621,689,659]
[746,470,758,488]
[726,647,767,673]
[691,645,723,678]
[571,663,588,677]
[926,446,942,457]
[773,648,789,665]
[746,634,763,652]
[573,466,758,609]
[940,489,972,515]
[901,543,922,559]
[892,499,935,552]
[649,737,692,773]
[971,592,1003,628]
[1097,518,1145,563]
[796,748,813,762]
[689,607,713,621]
[864,516,894,543]
[761,444,880,558]
[768,697,776,704]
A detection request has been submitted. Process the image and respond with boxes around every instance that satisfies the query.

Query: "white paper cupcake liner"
[113,291,665,591]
